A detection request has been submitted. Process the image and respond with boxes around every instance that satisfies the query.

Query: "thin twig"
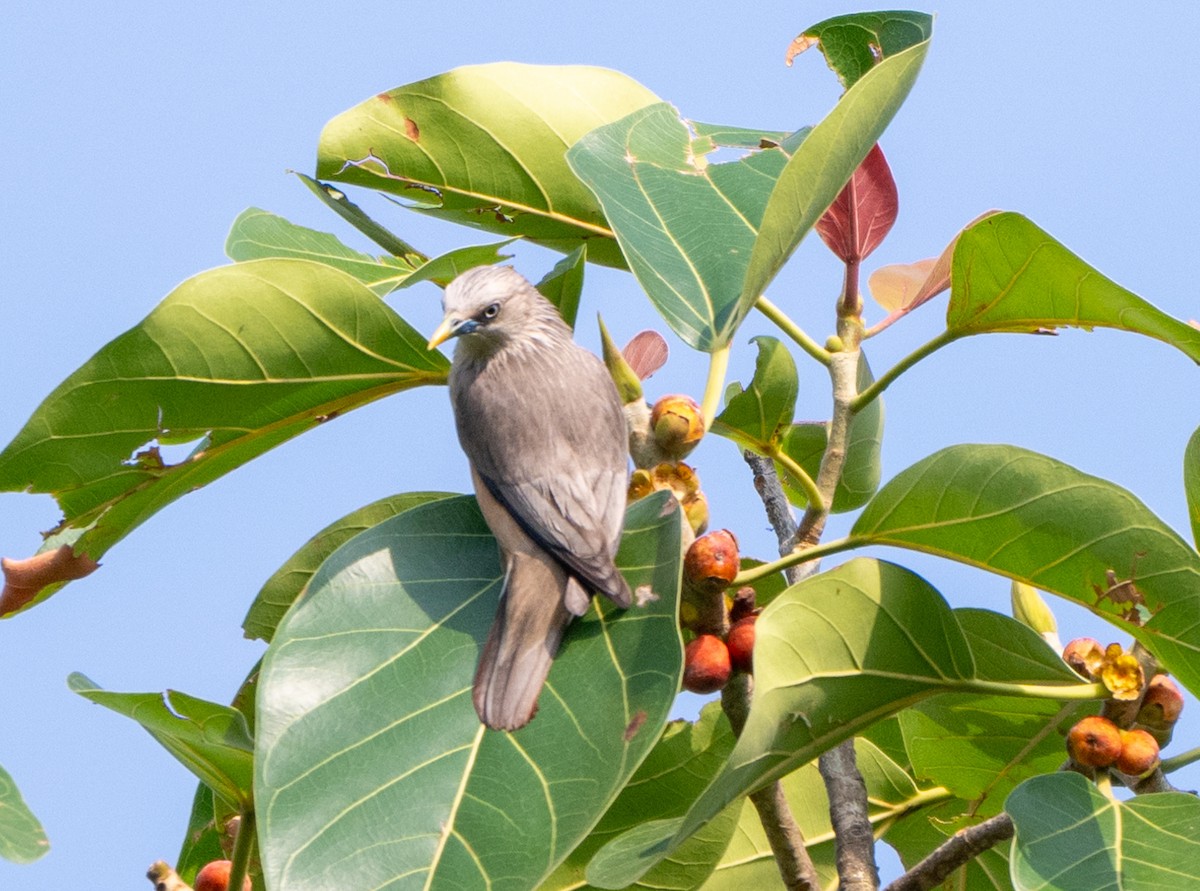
[881,814,1014,891]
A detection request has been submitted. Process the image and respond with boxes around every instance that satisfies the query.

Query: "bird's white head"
[427,266,568,355]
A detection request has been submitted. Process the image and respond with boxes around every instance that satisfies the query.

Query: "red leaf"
[622,330,669,381]
[1,545,100,615]
[815,143,898,263]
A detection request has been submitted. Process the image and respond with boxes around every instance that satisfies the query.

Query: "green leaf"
[545,703,739,891]
[712,336,799,452]
[256,493,683,891]
[585,559,1096,888]
[295,172,425,260]
[774,353,883,512]
[1185,426,1200,550]
[948,213,1200,362]
[69,674,254,810]
[1008,772,1200,890]
[174,784,227,887]
[851,444,1200,696]
[0,259,448,611]
[536,244,587,330]
[569,104,794,351]
[795,12,935,89]
[901,692,1088,817]
[225,208,419,295]
[702,738,939,890]
[955,608,1078,685]
[741,37,930,313]
[393,240,517,291]
[0,763,48,864]
[884,799,1012,891]
[317,63,661,268]
[243,491,455,642]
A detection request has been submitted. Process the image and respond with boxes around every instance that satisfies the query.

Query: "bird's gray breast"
[450,338,628,585]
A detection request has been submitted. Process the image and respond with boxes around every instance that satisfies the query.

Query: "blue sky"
[3,3,1199,888]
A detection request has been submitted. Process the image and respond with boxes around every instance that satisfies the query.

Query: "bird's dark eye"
[482,302,501,320]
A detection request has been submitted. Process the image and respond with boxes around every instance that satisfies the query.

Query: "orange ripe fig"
[1062,637,1103,679]
[194,860,252,891]
[727,615,757,673]
[683,634,731,694]
[650,394,705,459]
[1066,715,1122,769]
[1116,728,1161,777]
[1138,674,1184,726]
[683,529,740,594]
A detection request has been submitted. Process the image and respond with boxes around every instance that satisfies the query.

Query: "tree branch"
[747,342,882,890]
[881,814,1014,891]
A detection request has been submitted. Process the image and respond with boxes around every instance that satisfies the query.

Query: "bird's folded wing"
[476,465,628,603]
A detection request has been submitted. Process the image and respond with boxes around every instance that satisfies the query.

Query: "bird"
[427,265,632,731]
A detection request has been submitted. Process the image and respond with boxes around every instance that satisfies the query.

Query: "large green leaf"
[69,674,254,810]
[1008,773,1200,890]
[0,259,447,613]
[317,64,661,268]
[256,493,683,891]
[947,213,1200,362]
[741,32,930,311]
[569,104,796,350]
[1185,426,1200,550]
[793,12,935,89]
[585,559,1097,888]
[242,491,455,642]
[851,444,1200,697]
[544,703,740,891]
[0,764,47,864]
[703,738,944,891]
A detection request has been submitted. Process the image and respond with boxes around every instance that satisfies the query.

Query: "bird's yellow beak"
[427,317,458,350]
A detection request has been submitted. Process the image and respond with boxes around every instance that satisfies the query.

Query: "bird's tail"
[473,552,581,731]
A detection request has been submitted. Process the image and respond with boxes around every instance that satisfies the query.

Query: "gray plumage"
[430,265,632,731]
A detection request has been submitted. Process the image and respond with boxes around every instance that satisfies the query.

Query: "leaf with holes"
[317,64,661,268]
[787,11,935,89]
[741,30,930,312]
[1008,772,1200,890]
[851,444,1200,696]
[0,259,447,614]
[0,764,47,864]
[255,492,682,891]
[947,213,1200,362]
[569,103,796,351]
[69,674,254,810]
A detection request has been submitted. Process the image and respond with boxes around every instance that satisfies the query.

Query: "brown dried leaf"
[1,545,100,615]
[784,34,820,67]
